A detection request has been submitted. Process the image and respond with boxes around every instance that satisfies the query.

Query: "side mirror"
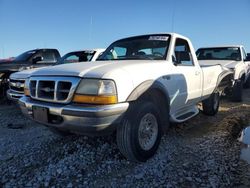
[32,56,43,64]
[245,54,250,61]
[172,55,180,66]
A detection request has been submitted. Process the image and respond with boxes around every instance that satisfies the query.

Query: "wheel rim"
[213,93,219,110]
[138,113,158,151]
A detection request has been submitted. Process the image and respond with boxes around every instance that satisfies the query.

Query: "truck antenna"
[89,16,93,47]
[171,0,176,32]
[2,45,5,59]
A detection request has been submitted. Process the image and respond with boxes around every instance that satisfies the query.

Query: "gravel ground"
[1,90,250,187]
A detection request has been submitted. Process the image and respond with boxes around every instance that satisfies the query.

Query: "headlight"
[24,79,30,96]
[73,79,117,104]
[18,66,32,71]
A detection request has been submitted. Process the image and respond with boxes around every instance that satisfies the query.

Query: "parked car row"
[0,49,105,100]
[2,33,250,162]
[0,49,60,98]
[197,45,250,102]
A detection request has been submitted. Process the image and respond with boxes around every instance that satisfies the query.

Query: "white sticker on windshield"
[28,51,36,54]
[228,47,239,50]
[149,36,169,41]
[84,50,94,53]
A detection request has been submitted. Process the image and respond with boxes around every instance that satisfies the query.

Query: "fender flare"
[126,80,170,131]
[215,69,234,91]
[126,80,170,105]
[238,70,246,81]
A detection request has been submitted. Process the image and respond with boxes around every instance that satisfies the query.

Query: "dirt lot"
[0,89,250,187]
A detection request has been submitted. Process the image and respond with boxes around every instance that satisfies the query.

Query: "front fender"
[216,69,234,91]
[126,80,170,105]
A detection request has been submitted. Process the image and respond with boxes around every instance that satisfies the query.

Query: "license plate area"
[32,106,49,123]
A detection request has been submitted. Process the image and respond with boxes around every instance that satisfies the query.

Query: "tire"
[116,101,163,162]
[231,80,243,102]
[244,76,250,89]
[202,92,220,116]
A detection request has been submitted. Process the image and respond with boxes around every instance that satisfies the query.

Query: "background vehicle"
[0,57,15,62]
[7,49,105,101]
[19,33,232,162]
[60,49,105,64]
[0,49,61,99]
[197,46,250,102]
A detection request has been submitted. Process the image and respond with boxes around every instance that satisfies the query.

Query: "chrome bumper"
[19,96,129,136]
[7,89,24,101]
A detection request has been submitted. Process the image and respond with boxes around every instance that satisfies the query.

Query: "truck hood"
[199,60,240,69]
[10,67,46,80]
[31,60,164,78]
[0,60,14,64]
[0,60,28,64]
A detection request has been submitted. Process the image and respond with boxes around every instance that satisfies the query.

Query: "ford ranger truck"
[7,49,105,101]
[19,33,232,162]
[197,46,250,102]
[0,48,61,99]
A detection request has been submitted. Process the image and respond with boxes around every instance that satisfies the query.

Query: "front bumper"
[7,89,24,102]
[19,96,129,136]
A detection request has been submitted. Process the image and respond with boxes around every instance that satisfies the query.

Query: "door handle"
[195,71,200,75]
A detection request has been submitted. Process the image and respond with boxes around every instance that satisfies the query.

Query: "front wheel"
[116,101,163,162]
[202,92,220,116]
[244,76,250,89]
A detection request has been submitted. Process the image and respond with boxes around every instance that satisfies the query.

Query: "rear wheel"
[202,92,220,116]
[231,80,243,102]
[116,101,163,162]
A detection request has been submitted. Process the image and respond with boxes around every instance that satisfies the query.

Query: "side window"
[64,55,79,63]
[105,47,127,60]
[113,47,127,58]
[174,38,193,66]
[40,51,57,63]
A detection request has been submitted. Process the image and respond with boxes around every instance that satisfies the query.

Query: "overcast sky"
[0,0,250,58]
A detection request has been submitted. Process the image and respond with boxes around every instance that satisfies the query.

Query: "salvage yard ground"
[1,90,250,187]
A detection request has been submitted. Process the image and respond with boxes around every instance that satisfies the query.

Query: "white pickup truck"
[7,49,105,101]
[19,33,232,162]
[197,46,250,101]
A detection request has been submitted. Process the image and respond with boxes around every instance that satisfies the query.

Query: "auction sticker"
[28,51,36,54]
[149,36,169,41]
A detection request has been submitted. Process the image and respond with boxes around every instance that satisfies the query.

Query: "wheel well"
[241,74,245,81]
[216,71,233,92]
[139,89,169,132]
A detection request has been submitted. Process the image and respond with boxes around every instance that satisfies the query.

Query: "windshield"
[196,47,241,61]
[60,51,96,64]
[14,50,37,61]
[97,34,170,61]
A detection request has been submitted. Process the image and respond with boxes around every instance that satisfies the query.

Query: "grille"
[9,79,25,93]
[29,77,80,103]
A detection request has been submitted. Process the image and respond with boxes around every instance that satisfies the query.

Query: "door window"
[174,39,193,66]
[64,55,79,63]
[40,51,57,63]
